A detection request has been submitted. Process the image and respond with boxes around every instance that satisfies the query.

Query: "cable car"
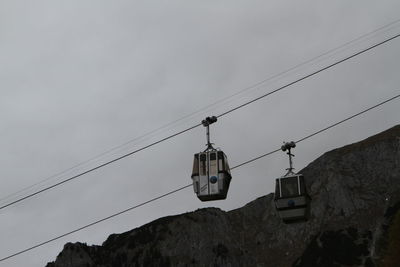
[274,142,310,223]
[191,116,232,201]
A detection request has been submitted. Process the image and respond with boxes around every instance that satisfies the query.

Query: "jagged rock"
[46,125,400,267]
[46,242,96,267]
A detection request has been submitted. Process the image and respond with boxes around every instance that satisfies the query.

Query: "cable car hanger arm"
[202,116,218,151]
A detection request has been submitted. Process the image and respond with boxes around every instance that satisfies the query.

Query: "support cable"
[0,124,201,211]
[231,93,400,170]
[216,33,400,119]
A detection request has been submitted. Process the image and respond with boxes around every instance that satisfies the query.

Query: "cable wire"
[1,31,399,212]
[231,93,400,170]
[1,92,399,263]
[0,124,201,211]
[0,184,193,263]
[216,33,400,118]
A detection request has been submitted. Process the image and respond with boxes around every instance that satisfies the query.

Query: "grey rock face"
[46,125,400,267]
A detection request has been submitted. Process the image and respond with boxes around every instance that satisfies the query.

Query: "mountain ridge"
[46,125,400,267]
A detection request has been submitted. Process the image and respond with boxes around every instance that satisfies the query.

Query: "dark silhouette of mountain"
[46,125,400,267]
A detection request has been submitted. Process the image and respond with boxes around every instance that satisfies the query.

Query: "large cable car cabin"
[274,142,310,223]
[191,116,232,201]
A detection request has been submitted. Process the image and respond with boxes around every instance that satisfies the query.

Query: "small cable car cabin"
[191,116,232,201]
[274,142,310,223]
[275,174,309,222]
[191,149,232,201]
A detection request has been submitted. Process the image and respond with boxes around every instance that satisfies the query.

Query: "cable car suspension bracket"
[202,116,218,151]
[282,141,296,176]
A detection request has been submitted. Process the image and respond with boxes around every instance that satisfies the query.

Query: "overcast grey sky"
[1,1,400,266]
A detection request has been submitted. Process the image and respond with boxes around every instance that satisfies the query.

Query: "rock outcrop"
[46,125,400,267]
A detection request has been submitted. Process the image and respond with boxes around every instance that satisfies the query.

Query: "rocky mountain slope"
[46,125,400,267]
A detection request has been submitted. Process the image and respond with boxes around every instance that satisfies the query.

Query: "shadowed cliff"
[46,125,400,267]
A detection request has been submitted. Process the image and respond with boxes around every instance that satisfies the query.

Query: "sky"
[1,1,400,266]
